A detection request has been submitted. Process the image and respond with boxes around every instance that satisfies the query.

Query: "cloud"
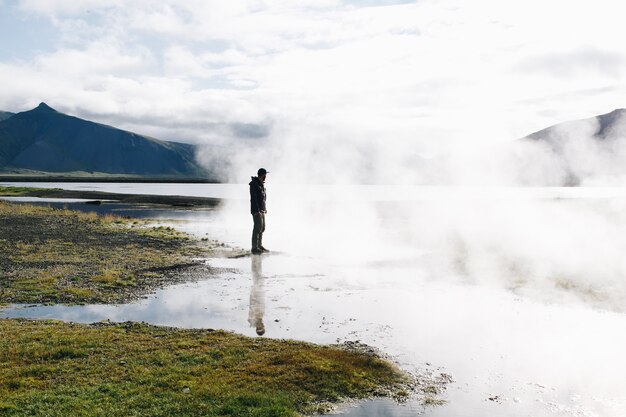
[514,47,626,79]
[36,42,152,77]
[18,0,119,15]
[2,0,626,186]
[343,0,416,6]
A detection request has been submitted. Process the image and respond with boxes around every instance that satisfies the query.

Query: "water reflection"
[249,255,266,336]
[322,399,425,417]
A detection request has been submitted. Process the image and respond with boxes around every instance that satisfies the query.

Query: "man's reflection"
[248,255,265,336]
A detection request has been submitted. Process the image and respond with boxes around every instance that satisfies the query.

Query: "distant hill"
[0,111,15,122]
[0,103,210,179]
[526,108,626,144]
[522,108,626,185]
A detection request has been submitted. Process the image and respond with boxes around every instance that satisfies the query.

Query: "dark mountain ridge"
[0,111,15,122]
[0,103,208,178]
[522,108,626,185]
[526,108,626,143]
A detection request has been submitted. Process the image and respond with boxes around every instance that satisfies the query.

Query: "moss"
[0,319,411,416]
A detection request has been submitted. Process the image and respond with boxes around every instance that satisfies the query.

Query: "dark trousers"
[252,213,265,250]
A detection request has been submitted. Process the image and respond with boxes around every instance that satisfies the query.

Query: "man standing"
[250,168,269,254]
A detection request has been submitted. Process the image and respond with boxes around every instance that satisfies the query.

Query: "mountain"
[0,103,209,179]
[522,108,626,185]
[0,111,15,122]
[526,108,626,144]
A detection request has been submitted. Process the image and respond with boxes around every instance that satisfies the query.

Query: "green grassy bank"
[0,201,208,304]
[0,319,410,416]
[0,186,56,196]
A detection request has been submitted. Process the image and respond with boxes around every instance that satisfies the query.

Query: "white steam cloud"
[197,108,626,186]
[205,109,626,314]
[214,185,626,313]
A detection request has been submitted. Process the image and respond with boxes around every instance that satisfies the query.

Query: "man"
[250,168,269,254]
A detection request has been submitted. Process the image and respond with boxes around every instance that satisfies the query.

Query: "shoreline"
[0,200,218,305]
[0,319,418,416]
[0,198,439,415]
[0,176,217,183]
[0,186,222,207]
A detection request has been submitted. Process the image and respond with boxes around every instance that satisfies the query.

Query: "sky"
[1,0,625,182]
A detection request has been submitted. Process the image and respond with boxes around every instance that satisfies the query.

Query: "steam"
[416,196,626,312]
[197,109,626,186]
[200,109,626,313]
[530,109,626,185]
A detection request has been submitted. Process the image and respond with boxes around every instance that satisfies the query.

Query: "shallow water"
[325,399,429,416]
[4,252,625,416]
[2,183,626,416]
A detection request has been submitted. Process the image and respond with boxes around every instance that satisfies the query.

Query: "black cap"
[257,168,269,176]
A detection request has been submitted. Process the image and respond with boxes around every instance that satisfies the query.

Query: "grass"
[0,186,56,196]
[0,201,209,304]
[0,319,411,416]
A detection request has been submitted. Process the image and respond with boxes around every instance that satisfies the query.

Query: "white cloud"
[3,0,626,184]
[36,42,151,77]
[514,47,626,79]
[163,46,210,78]
[18,0,118,15]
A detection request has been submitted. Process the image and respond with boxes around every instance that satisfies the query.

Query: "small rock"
[182,387,191,394]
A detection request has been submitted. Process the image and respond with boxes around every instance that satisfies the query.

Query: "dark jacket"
[249,176,266,214]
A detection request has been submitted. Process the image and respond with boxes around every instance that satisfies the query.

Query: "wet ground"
[3,233,626,416]
[2,186,626,416]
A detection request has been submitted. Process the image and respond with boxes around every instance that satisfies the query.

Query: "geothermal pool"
[2,183,626,417]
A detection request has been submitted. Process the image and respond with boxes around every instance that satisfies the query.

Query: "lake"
[2,182,626,417]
